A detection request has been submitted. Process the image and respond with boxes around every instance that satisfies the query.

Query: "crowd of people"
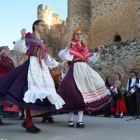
[0,20,139,134]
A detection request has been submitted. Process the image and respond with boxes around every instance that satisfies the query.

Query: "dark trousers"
[127,93,137,115]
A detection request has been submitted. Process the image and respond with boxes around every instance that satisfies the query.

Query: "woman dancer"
[0,20,65,133]
[0,46,19,125]
[58,28,112,128]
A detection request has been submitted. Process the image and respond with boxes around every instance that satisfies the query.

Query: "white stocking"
[69,112,74,125]
[78,111,84,124]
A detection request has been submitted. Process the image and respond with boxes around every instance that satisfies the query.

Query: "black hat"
[130,69,137,73]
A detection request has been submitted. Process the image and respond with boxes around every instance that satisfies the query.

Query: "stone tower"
[37,4,66,57]
[37,5,53,52]
[38,4,52,29]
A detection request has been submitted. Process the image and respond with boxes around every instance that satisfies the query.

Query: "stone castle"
[37,0,140,58]
[10,0,140,86]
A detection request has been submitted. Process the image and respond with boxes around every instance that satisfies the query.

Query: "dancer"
[0,46,19,125]
[0,20,65,133]
[58,28,112,128]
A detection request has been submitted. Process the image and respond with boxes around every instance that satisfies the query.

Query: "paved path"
[0,114,140,140]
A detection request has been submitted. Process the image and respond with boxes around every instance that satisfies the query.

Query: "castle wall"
[87,0,138,48]
[89,36,140,85]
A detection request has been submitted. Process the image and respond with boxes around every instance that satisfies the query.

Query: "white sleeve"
[45,54,59,68]
[107,89,111,95]
[137,79,140,88]
[58,49,74,61]
[110,86,114,91]
[87,53,100,65]
[14,39,28,54]
[126,79,129,90]
[114,88,118,94]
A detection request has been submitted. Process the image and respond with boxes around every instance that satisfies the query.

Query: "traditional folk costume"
[41,68,62,123]
[0,33,65,132]
[110,80,127,118]
[111,73,126,105]
[126,69,140,115]
[0,46,19,125]
[102,84,111,117]
[57,30,112,127]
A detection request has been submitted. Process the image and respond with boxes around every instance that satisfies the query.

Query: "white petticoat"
[23,56,65,109]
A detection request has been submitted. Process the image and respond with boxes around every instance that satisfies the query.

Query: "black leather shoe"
[26,125,41,134]
[22,121,41,132]
[119,115,123,118]
[21,121,26,128]
[68,121,74,127]
[114,114,120,118]
[77,122,85,128]
[41,116,54,123]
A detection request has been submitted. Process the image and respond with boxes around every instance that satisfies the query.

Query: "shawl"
[25,32,48,69]
[67,40,92,62]
[0,55,14,77]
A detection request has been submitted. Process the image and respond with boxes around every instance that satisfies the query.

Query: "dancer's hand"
[68,42,76,49]
[98,45,105,54]
[63,65,67,74]
[59,61,67,67]
[21,29,26,40]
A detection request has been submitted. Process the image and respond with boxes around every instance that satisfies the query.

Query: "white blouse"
[14,39,59,68]
[58,49,100,65]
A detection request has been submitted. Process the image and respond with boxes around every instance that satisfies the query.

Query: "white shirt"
[58,49,100,65]
[126,77,140,90]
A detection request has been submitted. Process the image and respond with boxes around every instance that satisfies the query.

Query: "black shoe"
[22,121,41,132]
[119,115,123,118]
[68,121,74,127]
[103,115,107,117]
[19,114,25,120]
[21,121,26,128]
[41,116,54,123]
[77,122,85,128]
[26,125,41,134]
[114,114,120,118]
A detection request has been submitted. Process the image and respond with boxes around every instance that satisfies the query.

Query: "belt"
[73,60,84,63]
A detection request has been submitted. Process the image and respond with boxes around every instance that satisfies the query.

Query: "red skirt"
[111,99,127,114]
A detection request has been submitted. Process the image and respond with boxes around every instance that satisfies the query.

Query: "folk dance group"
[0,20,138,134]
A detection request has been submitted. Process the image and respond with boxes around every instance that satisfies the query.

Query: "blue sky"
[0,0,67,49]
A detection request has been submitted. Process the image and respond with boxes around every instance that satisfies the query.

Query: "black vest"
[128,77,139,91]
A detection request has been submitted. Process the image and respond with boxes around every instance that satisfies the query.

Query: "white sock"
[69,112,74,125]
[116,113,119,115]
[120,113,123,117]
[78,111,84,124]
